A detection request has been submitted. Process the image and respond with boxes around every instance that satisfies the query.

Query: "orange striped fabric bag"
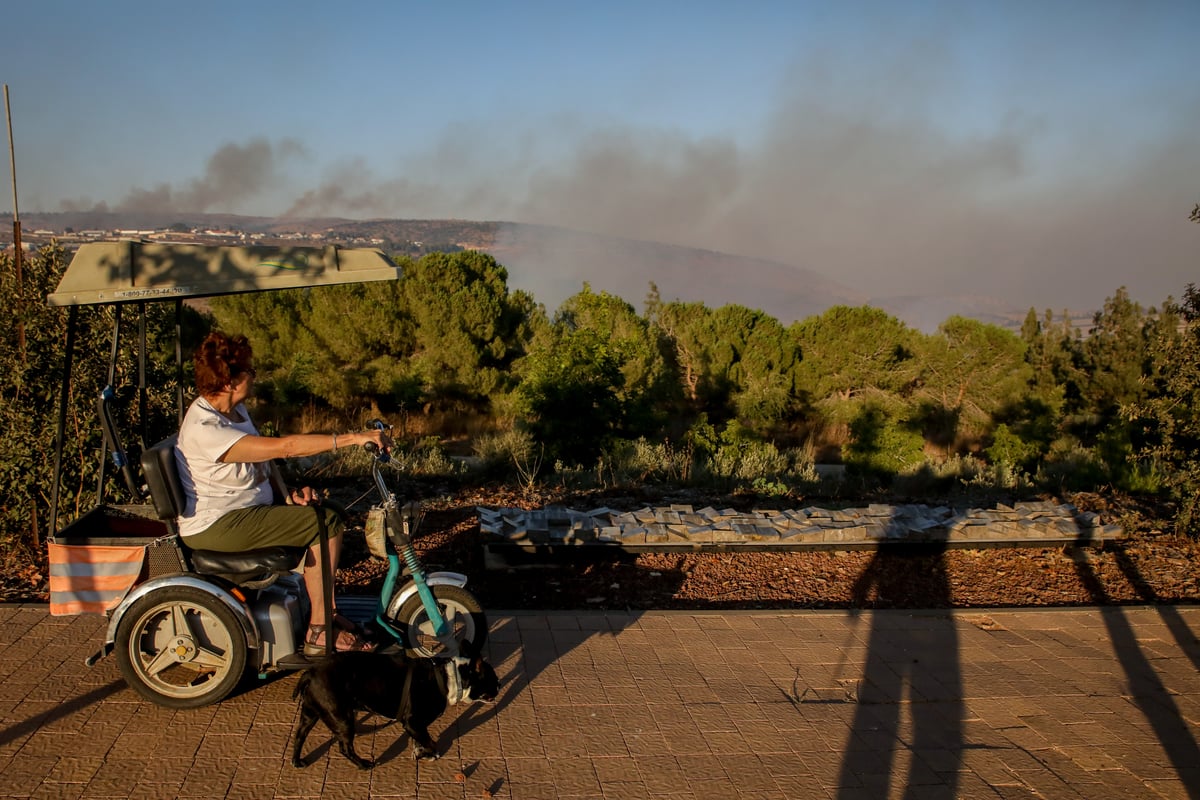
[48,542,146,616]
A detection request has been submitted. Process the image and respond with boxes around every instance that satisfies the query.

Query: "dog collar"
[445,659,467,706]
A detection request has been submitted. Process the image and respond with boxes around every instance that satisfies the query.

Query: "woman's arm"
[268,462,320,506]
[221,430,385,464]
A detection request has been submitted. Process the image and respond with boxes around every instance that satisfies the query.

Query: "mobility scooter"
[46,241,486,708]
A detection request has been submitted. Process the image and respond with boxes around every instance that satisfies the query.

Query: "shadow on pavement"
[431,552,693,781]
[835,524,963,799]
[460,552,691,723]
[1111,546,1200,672]
[1071,525,1200,798]
[0,679,125,749]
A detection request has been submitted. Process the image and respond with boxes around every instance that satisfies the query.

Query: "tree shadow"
[835,520,964,799]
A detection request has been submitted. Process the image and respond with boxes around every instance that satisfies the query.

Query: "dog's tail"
[292,669,312,701]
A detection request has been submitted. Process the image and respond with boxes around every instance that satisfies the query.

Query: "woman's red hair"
[194,332,253,396]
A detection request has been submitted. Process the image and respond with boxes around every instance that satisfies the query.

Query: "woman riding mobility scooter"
[45,241,486,708]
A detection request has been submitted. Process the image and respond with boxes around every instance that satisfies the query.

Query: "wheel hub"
[172,636,196,660]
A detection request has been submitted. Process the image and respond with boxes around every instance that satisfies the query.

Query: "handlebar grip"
[364,439,390,463]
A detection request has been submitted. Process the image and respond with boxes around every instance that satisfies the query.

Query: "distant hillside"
[15,211,1054,331]
[485,222,871,323]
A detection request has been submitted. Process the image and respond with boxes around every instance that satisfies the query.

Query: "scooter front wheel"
[392,585,487,658]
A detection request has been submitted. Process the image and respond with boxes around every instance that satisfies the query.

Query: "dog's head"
[453,640,499,703]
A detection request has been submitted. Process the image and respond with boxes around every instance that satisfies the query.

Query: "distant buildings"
[1,223,387,252]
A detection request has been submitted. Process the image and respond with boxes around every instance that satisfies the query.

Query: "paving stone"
[480,501,1125,556]
[2,607,1199,797]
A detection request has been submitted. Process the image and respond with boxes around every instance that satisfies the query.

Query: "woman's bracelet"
[332,433,338,452]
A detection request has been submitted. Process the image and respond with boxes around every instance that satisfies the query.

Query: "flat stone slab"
[478,501,1124,561]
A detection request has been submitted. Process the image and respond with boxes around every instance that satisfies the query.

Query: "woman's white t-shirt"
[175,396,274,537]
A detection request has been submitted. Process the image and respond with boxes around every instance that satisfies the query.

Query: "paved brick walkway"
[1,603,1198,799]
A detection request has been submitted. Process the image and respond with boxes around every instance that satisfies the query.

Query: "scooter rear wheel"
[114,585,248,708]
[392,585,487,658]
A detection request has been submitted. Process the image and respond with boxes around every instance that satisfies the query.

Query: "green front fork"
[374,506,452,644]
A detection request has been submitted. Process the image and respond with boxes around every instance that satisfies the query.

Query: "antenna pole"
[4,84,24,354]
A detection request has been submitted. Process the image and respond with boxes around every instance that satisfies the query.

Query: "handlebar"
[360,419,423,544]
[363,418,393,463]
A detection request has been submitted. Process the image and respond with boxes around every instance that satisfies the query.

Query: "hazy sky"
[4,1,1198,313]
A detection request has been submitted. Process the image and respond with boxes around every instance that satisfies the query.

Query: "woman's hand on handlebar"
[353,428,392,455]
[289,486,320,506]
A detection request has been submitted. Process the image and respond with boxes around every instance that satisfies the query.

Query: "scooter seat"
[189,546,306,577]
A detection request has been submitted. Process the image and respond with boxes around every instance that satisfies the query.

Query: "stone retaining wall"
[478,500,1124,553]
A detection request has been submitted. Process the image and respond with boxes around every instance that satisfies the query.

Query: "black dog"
[291,643,500,769]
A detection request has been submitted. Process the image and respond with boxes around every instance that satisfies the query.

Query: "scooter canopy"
[48,240,403,307]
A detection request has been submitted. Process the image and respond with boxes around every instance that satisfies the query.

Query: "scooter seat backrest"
[141,437,187,522]
[140,437,307,581]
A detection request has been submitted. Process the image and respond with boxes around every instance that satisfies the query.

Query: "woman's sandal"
[302,623,372,656]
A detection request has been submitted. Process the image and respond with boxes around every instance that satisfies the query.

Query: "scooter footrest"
[276,653,317,670]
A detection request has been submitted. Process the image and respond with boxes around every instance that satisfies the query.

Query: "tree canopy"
[6,234,1198,545]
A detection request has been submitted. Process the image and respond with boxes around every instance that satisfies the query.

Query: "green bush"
[1,246,183,559]
[601,438,693,485]
[1035,440,1108,492]
[472,428,538,479]
[891,454,1031,495]
[515,327,625,464]
[390,437,459,477]
[843,402,926,478]
[1120,458,1167,495]
[986,424,1042,472]
[728,440,789,482]
[694,439,817,492]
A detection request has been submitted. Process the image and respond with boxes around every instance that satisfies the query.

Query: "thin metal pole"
[49,306,79,538]
[4,84,24,355]
[96,305,124,500]
[175,299,184,424]
[138,301,147,448]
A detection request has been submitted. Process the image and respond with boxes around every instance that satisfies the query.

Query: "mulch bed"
[6,484,1197,611]
[334,485,1200,612]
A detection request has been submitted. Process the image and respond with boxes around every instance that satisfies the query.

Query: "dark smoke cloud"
[92,47,1197,320]
[490,54,1197,315]
[61,138,306,215]
[282,158,440,219]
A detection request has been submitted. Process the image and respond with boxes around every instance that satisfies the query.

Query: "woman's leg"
[301,527,342,629]
[291,506,367,650]
[184,503,366,649]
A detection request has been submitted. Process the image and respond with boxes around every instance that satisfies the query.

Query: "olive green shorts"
[182,503,345,552]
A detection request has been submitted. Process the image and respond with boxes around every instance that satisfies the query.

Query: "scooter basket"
[365,506,388,560]
[48,504,171,616]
